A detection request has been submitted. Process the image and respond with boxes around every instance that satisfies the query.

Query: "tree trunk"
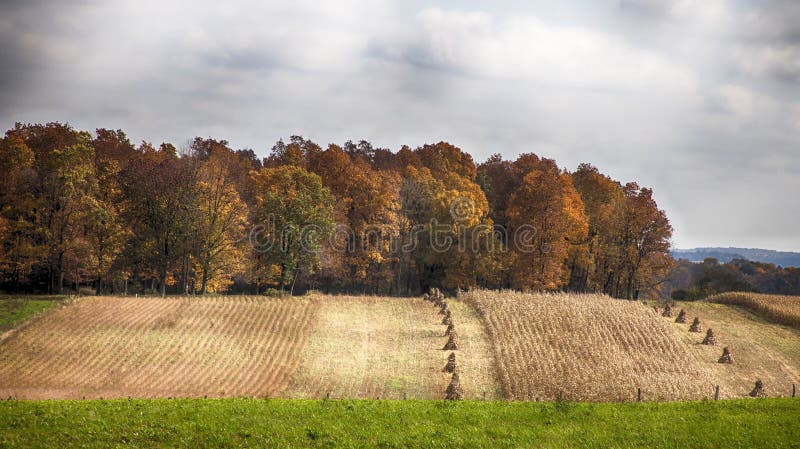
[159,270,167,297]
[278,263,286,294]
[200,266,209,295]
[160,238,169,297]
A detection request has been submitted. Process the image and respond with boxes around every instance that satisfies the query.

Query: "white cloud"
[620,0,730,23]
[402,7,695,91]
[714,84,754,115]
[1,0,799,250]
[736,44,800,83]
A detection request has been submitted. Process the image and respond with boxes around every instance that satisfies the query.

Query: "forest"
[0,122,674,298]
[669,258,800,300]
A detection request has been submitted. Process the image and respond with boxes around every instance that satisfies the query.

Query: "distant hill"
[672,247,800,268]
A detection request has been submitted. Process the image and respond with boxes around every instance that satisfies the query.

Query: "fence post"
[793,384,796,398]
[637,388,642,402]
[714,385,720,400]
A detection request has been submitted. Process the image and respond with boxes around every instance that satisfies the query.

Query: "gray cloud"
[0,0,798,251]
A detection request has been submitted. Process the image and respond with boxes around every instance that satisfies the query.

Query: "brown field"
[670,301,800,399]
[284,295,500,400]
[0,296,318,399]
[1,292,796,402]
[462,290,716,401]
[707,292,800,328]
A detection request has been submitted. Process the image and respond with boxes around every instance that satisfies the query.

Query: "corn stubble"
[0,296,318,400]
[284,295,501,400]
[462,290,714,402]
[707,292,800,328]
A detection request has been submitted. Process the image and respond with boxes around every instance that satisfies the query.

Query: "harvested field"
[284,295,500,400]
[462,290,715,401]
[670,301,800,399]
[0,296,318,399]
[707,292,800,328]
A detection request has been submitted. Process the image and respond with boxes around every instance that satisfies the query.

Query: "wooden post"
[325,391,330,400]
[403,392,407,400]
[793,384,796,398]
[637,388,642,402]
[714,385,720,400]
[483,390,487,401]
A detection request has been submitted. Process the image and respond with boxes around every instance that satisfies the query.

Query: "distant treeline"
[668,258,800,300]
[0,122,672,298]
[672,248,800,268]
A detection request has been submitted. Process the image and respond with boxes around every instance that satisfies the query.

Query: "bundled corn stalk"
[662,304,673,317]
[443,331,460,350]
[718,346,733,364]
[442,310,452,325]
[749,379,766,397]
[675,309,687,323]
[445,372,463,400]
[443,352,458,373]
[702,328,717,345]
[689,317,702,333]
[429,288,445,306]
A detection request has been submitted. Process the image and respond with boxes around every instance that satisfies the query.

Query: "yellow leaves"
[0,135,34,172]
[367,250,384,264]
[194,155,251,293]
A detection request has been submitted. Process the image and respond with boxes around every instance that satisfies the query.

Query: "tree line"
[668,258,800,300]
[0,122,673,298]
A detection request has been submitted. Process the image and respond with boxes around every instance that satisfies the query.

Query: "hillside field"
[0,296,65,333]
[707,292,800,328]
[284,295,500,400]
[0,296,319,399]
[668,300,800,399]
[0,292,798,402]
[463,291,714,401]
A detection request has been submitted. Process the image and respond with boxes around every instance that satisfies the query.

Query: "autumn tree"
[250,165,334,294]
[572,164,672,299]
[570,164,624,292]
[477,154,517,231]
[0,134,39,289]
[613,183,673,299]
[307,143,401,293]
[399,164,497,292]
[0,123,675,298]
[39,133,99,293]
[505,158,588,290]
[263,135,319,169]
[192,150,249,294]
[415,141,477,181]
[87,129,137,293]
[121,144,198,296]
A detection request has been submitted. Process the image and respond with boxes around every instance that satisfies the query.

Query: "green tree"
[40,133,98,293]
[250,166,334,294]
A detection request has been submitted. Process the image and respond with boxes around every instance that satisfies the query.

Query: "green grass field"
[0,297,64,332]
[0,398,798,449]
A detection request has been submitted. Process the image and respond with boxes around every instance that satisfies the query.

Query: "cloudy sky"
[1,0,799,251]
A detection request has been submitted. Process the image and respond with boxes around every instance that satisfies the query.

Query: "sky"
[1,0,799,251]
